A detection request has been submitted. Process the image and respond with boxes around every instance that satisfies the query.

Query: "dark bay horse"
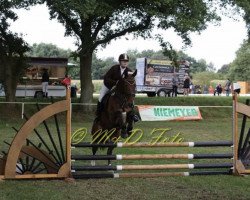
[91,70,137,165]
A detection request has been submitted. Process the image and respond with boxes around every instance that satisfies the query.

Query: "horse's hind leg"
[91,146,98,166]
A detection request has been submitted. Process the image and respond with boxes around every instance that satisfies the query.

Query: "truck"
[135,58,190,97]
[0,57,70,98]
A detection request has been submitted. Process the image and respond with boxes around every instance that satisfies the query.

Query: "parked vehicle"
[135,58,190,97]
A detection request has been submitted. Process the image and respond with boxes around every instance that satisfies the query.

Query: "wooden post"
[232,89,238,174]
[66,87,71,176]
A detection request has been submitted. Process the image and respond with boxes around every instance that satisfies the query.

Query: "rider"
[95,53,139,122]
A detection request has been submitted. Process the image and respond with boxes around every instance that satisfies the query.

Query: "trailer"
[135,58,190,97]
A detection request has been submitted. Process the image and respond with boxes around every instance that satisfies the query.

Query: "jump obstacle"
[0,88,249,179]
[70,140,234,178]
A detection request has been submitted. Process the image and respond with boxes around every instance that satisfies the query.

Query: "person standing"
[42,68,49,98]
[209,85,214,94]
[172,73,179,97]
[203,85,208,94]
[214,84,222,96]
[183,74,190,96]
[61,74,71,87]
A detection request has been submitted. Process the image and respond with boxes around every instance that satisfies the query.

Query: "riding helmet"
[118,53,129,61]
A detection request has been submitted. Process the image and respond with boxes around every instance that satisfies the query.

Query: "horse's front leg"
[91,146,98,166]
[126,110,135,136]
[114,111,127,138]
[106,127,119,166]
[126,120,133,136]
[107,145,115,166]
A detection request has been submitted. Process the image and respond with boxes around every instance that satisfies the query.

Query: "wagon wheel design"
[237,100,250,165]
[234,97,250,174]
[1,141,58,175]
[1,90,71,179]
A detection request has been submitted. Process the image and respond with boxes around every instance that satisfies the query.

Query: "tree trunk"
[3,61,18,102]
[79,52,94,105]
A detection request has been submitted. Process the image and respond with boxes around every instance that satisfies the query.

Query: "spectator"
[61,75,71,87]
[183,74,190,96]
[71,83,78,98]
[214,84,222,96]
[190,82,195,94]
[195,85,202,94]
[224,78,231,97]
[203,85,208,94]
[42,68,49,98]
[171,73,179,97]
[209,85,214,94]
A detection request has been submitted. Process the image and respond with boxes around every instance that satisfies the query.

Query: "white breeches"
[42,82,49,93]
[99,84,109,102]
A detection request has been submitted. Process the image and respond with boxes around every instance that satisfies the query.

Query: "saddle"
[100,89,115,110]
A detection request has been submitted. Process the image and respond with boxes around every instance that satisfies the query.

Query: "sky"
[10,4,248,70]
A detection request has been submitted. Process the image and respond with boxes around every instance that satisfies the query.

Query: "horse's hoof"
[133,115,140,122]
[91,160,96,166]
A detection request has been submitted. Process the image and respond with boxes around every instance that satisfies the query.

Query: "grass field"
[0,96,250,200]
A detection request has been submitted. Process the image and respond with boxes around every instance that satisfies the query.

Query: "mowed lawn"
[0,96,250,200]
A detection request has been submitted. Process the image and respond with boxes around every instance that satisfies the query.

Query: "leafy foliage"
[27,43,72,58]
[193,71,222,86]
[217,64,230,74]
[0,0,30,102]
[228,40,250,81]
[92,49,218,79]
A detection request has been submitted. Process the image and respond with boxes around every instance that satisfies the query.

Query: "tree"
[176,51,211,73]
[207,62,216,72]
[0,0,30,102]
[218,64,230,74]
[93,49,228,81]
[228,40,250,81]
[192,71,221,87]
[234,0,250,37]
[39,0,228,104]
[28,43,72,58]
[92,55,116,79]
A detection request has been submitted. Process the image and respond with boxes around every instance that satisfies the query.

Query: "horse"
[91,70,137,165]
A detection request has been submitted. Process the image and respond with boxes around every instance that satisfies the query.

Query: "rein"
[113,78,136,109]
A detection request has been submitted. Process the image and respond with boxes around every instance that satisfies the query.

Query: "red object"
[61,77,71,86]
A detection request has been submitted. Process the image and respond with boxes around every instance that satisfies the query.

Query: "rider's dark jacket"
[104,64,132,89]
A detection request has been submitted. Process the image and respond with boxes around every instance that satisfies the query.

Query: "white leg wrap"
[91,160,96,166]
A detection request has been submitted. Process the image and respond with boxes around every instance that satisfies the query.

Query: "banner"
[137,105,202,121]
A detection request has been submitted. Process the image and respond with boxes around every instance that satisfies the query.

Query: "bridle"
[114,77,136,109]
